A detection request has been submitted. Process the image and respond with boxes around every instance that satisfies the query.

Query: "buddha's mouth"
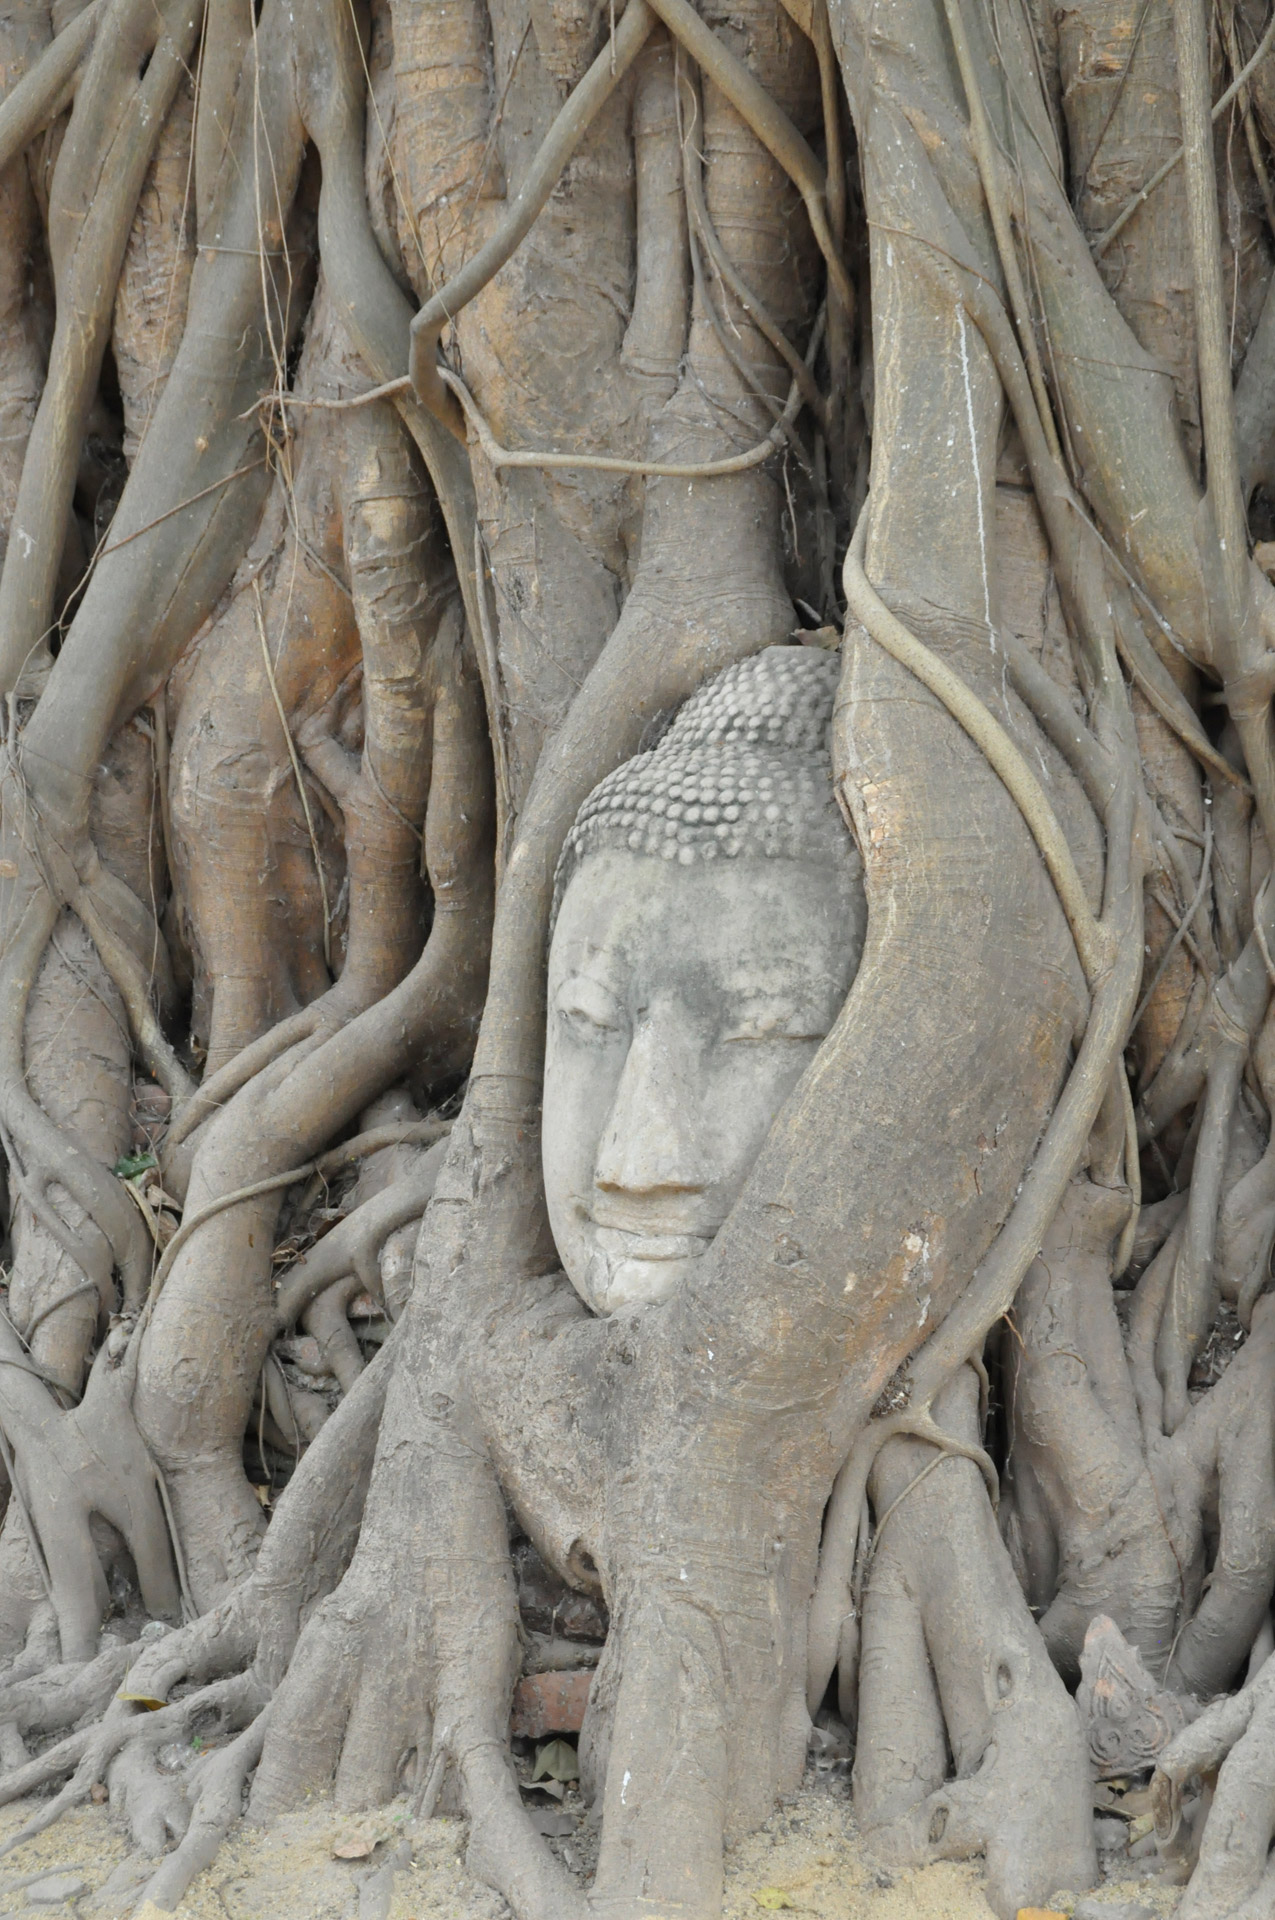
[590,1224,713,1264]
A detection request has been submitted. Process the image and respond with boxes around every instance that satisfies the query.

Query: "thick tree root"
[0,1334,180,1666]
[1154,1651,1275,1916]
[0,1332,388,1886]
[0,1670,263,1851]
[853,1368,1096,1918]
[133,1711,271,1913]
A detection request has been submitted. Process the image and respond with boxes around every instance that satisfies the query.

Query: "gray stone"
[1072,1902,1155,1920]
[544,650,866,1316]
[25,1874,89,1906]
[1076,1613,1199,1776]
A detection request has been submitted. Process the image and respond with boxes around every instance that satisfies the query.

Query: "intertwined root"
[1154,1653,1275,1918]
[854,1369,1096,1918]
[0,1340,390,1909]
[0,1343,179,1667]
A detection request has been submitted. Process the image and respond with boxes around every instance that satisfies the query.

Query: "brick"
[511,1669,592,1738]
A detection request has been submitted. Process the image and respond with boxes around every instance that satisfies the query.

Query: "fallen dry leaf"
[753,1893,797,1912]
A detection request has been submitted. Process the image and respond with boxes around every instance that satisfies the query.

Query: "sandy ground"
[0,1783,1184,1920]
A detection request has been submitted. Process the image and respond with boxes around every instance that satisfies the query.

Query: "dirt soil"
[0,1782,1185,1918]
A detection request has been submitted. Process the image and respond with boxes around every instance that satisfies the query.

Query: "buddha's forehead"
[549,848,861,998]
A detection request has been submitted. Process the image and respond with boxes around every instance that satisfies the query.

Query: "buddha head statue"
[544,645,867,1316]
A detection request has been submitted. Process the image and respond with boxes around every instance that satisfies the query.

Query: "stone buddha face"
[544,648,867,1316]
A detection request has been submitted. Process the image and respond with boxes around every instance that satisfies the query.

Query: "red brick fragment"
[510,1669,592,1738]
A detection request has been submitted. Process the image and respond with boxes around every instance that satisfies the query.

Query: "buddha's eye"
[721,1003,826,1044]
[555,975,626,1039]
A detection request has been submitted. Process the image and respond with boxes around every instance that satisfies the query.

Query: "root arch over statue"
[0,0,1274,1914]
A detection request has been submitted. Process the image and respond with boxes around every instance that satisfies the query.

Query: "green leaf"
[114,1152,157,1179]
[531,1738,579,1783]
[753,1894,797,1912]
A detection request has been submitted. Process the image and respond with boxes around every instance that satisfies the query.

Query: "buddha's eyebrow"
[717,959,825,998]
[558,944,624,990]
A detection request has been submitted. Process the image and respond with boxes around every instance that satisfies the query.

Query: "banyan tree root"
[0,1332,390,1904]
[1004,1178,1275,1706]
[853,1367,1096,1916]
[1153,1648,1275,1916]
[5,0,1275,1914]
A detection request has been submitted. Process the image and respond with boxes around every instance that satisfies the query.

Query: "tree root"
[1001,1177,1182,1679]
[0,4,103,181]
[0,1669,263,1856]
[136,1711,270,1913]
[0,1641,132,1743]
[0,1329,180,1665]
[0,1331,389,1877]
[0,0,202,697]
[853,1368,1096,1919]
[1154,1649,1275,1916]
[406,0,658,436]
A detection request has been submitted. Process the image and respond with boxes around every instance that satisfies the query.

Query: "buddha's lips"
[589,1224,713,1263]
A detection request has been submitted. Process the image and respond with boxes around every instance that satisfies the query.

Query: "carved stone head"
[544,646,867,1315]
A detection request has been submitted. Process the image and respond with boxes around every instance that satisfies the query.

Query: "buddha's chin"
[580,1242,707,1313]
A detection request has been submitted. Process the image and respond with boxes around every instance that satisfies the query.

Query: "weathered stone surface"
[544,649,866,1316]
[1075,1614,1199,1777]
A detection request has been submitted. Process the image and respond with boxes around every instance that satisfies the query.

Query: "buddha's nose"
[593,1014,710,1197]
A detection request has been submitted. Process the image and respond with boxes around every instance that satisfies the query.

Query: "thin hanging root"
[1112,609,1247,794]
[1223,6,1275,242]
[1132,811,1213,1032]
[406,0,847,436]
[0,890,152,1308]
[810,0,850,484]
[440,366,800,478]
[677,96,827,428]
[1158,1039,1248,1433]
[1172,0,1275,854]
[842,514,1111,985]
[141,1165,323,1310]
[295,0,483,643]
[1172,0,1248,592]
[71,886,195,1105]
[641,0,853,314]
[0,1,104,176]
[407,0,657,433]
[272,1162,440,1329]
[1113,1065,1141,1278]
[252,578,333,969]
[1094,7,1275,258]
[1000,629,1118,812]
[162,1009,329,1163]
[951,266,1237,812]
[940,0,1061,466]
[164,1122,448,1294]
